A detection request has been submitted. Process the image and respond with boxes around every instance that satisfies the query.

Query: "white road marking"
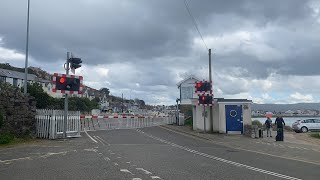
[84,148,98,152]
[287,146,295,149]
[120,169,133,174]
[136,129,301,180]
[117,157,122,159]
[126,162,131,164]
[40,151,68,158]
[114,162,119,166]
[96,136,111,146]
[136,168,152,174]
[0,157,32,163]
[150,176,162,179]
[104,157,111,161]
[132,178,142,180]
[84,128,98,143]
[111,153,116,155]
[93,136,106,146]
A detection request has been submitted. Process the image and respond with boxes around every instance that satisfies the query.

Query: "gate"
[35,109,81,139]
[80,115,176,131]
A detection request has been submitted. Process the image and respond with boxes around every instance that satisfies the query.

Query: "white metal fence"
[36,109,176,139]
[35,109,81,139]
[80,116,176,131]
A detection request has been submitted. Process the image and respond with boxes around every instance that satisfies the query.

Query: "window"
[181,86,193,100]
[0,76,6,83]
[13,78,18,87]
[303,119,314,123]
[313,119,320,123]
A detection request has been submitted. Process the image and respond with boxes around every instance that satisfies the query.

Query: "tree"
[99,88,110,96]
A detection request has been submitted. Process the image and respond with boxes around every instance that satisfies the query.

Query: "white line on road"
[150,176,162,179]
[96,136,111,146]
[132,178,142,180]
[136,129,301,180]
[114,162,119,166]
[120,169,133,175]
[0,157,32,163]
[84,128,98,143]
[136,168,152,174]
[93,136,106,146]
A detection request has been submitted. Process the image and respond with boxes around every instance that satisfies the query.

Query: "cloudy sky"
[1,0,320,105]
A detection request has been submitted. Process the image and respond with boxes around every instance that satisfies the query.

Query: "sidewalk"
[161,124,320,165]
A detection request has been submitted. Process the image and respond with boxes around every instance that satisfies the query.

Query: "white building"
[176,75,200,105]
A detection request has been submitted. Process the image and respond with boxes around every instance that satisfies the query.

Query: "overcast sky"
[1,0,320,105]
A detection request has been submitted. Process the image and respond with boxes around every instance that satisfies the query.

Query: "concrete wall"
[212,105,220,132]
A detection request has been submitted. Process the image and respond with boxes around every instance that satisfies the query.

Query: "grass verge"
[310,133,320,139]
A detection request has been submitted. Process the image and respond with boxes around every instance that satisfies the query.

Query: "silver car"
[292,119,320,133]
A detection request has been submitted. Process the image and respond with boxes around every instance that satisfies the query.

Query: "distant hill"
[252,103,320,112]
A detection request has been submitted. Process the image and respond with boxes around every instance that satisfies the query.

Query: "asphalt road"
[1,126,319,180]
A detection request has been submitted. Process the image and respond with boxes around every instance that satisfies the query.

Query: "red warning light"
[59,77,66,84]
[202,96,205,101]
[197,83,201,88]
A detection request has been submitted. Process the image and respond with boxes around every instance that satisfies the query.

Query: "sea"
[252,117,320,126]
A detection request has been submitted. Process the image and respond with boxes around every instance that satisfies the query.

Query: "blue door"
[226,105,243,134]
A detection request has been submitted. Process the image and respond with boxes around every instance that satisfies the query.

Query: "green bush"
[0,132,14,144]
[252,120,263,128]
[184,117,193,126]
[0,110,3,129]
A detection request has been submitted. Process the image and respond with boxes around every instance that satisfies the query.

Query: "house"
[192,98,252,134]
[0,68,38,87]
[176,75,200,105]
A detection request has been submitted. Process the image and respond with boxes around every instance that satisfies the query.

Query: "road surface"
[1,126,319,180]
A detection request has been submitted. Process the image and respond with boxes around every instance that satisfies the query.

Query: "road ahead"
[1,126,319,180]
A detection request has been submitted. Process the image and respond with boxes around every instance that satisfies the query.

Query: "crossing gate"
[80,115,176,131]
[35,109,81,139]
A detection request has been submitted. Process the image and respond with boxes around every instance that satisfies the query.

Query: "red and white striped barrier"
[80,115,169,119]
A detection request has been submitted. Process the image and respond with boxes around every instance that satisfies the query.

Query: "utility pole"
[63,52,70,138]
[24,0,30,95]
[209,48,213,132]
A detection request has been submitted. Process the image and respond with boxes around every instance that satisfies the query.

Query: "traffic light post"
[63,52,70,139]
[51,52,83,139]
[196,81,214,133]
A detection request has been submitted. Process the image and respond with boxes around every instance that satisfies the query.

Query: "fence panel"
[36,109,80,139]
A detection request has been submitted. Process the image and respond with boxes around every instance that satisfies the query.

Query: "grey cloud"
[0,0,318,104]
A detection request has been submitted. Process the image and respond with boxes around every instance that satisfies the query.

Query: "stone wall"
[0,83,36,137]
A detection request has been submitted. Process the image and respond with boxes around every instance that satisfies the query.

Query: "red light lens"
[59,77,66,84]
[202,96,205,101]
[197,83,201,88]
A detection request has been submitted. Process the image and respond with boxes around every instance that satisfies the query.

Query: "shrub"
[252,120,263,128]
[0,110,3,129]
[0,132,14,144]
[184,117,193,126]
[310,133,320,139]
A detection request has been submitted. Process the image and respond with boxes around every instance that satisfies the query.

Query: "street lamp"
[24,0,31,95]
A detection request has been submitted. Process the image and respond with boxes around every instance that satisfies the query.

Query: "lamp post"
[24,0,31,95]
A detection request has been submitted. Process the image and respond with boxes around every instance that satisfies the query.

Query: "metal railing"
[35,109,80,139]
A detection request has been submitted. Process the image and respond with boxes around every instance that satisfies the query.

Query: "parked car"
[292,119,320,133]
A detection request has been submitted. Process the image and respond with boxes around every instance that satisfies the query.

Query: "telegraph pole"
[63,52,70,138]
[209,49,213,132]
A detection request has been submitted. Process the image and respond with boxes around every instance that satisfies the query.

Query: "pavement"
[0,126,319,180]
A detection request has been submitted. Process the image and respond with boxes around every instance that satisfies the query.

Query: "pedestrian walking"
[265,117,272,137]
[275,114,285,141]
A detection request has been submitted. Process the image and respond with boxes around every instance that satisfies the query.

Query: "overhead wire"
[183,0,208,51]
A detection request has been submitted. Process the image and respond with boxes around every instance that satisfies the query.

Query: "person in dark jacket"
[265,117,272,137]
[275,114,285,141]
